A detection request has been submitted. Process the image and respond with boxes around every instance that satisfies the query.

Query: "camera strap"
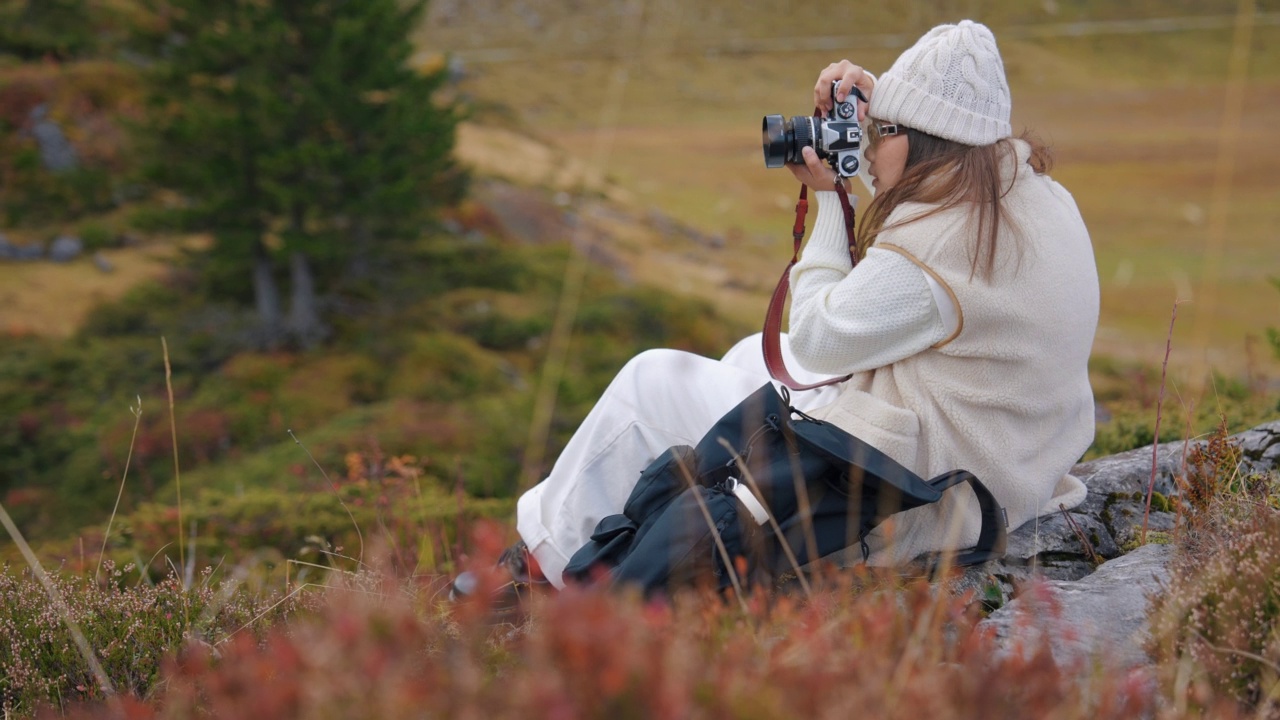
[761,176,858,391]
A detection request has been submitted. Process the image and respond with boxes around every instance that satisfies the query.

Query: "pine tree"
[0,0,100,60]
[134,0,461,348]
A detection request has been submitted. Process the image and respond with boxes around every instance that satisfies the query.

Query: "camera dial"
[761,82,867,178]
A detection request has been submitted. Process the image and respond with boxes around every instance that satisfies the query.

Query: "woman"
[462,20,1099,597]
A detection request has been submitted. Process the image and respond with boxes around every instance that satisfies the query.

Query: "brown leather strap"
[762,176,858,391]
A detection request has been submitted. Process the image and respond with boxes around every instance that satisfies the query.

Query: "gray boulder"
[9,240,45,261]
[29,105,79,173]
[959,421,1280,598]
[955,419,1280,673]
[48,235,84,263]
[967,420,1280,589]
[977,542,1173,670]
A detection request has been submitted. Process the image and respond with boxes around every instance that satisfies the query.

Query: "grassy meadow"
[1,1,1280,717]
[422,1,1280,380]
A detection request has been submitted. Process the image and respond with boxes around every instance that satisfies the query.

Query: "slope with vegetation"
[0,0,742,567]
[1,0,1279,717]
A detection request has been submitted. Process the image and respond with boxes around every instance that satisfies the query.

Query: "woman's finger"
[814,60,859,111]
[803,146,826,176]
[844,69,875,121]
[836,67,867,102]
[813,63,842,110]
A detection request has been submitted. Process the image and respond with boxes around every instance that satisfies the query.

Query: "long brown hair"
[856,128,1053,280]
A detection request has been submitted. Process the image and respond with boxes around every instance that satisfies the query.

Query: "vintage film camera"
[762,81,868,178]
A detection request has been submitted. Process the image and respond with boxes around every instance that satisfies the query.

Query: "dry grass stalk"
[160,338,185,585]
[1059,503,1101,566]
[672,452,750,614]
[517,42,639,494]
[1142,300,1180,544]
[288,429,365,568]
[718,437,813,599]
[96,396,143,582]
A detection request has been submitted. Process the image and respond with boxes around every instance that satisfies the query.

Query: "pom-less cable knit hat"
[868,20,1012,146]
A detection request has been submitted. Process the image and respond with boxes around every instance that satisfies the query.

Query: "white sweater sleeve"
[788,191,951,375]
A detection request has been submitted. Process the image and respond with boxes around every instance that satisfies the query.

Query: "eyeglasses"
[865,122,901,151]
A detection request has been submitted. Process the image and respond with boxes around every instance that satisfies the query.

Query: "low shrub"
[109,452,513,580]
[1149,420,1280,716]
[385,332,514,402]
[1087,391,1280,460]
[1150,503,1280,716]
[76,221,116,251]
[0,562,296,717]
[50,568,1158,720]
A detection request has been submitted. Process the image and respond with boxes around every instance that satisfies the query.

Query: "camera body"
[762,82,866,178]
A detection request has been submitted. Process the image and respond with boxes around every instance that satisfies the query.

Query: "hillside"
[6,1,1280,374]
[420,0,1280,381]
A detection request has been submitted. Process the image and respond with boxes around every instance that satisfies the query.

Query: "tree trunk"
[286,250,326,349]
[251,238,283,349]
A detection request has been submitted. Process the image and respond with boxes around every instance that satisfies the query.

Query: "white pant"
[516,333,841,588]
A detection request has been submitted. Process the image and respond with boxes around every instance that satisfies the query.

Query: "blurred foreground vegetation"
[1,422,1277,718]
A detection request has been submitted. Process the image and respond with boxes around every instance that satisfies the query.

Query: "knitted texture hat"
[869,20,1012,146]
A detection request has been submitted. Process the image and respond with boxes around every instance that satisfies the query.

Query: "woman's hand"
[786,146,847,192]
[814,60,874,121]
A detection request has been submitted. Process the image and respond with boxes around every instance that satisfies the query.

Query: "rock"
[448,56,467,84]
[1071,441,1186,518]
[93,251,114,273]
[978,542,1173,670]
[8,240,45,261]
[0,233,11,260]
[48,235,84,262]
[949,419,1280,675]
[956,421,1277,596]
[29,105,79,173]
[1236,420,1280,460]
[1003,510,1118,561]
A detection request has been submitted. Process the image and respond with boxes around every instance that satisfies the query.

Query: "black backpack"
[563,383,1008,595]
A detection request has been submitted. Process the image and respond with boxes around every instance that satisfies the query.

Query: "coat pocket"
[821,389,922,470]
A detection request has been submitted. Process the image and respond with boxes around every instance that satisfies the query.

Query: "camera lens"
[762,115,789,168]
[763,115,818,168]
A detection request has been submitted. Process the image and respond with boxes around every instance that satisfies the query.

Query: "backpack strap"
[926,470,1009,566]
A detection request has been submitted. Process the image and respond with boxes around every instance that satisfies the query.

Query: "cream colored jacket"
[790,139,1099,564]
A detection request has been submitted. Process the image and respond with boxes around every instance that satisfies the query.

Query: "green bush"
[1088,409,1187,459]
[76,221,116,251]
[0,0,101,61]
[126,204,196,233]
[0,563,294,717]
[113,467,514,577]
[0,153,116,226]
[1087,390,1280,460]
[385,333,513,403]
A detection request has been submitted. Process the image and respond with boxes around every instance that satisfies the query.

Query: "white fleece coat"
[790,139,1099,564]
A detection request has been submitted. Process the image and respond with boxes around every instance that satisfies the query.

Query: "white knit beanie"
[869,20,1012,146]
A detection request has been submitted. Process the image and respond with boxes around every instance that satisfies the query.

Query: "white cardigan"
[789,139,1099,565]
